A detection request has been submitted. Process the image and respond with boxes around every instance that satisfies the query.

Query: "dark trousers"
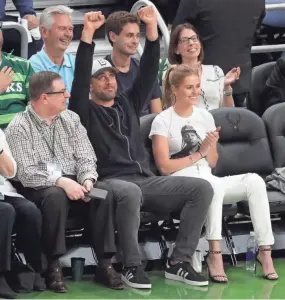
[0,197,42,272]
[15,180,116,261]
[168,0,181,25]
[233,93,248,107]
[104,174,213,267]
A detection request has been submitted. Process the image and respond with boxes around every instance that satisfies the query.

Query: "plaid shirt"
[5,104,98,189]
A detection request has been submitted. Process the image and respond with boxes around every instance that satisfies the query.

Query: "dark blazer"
[172,0,265,94]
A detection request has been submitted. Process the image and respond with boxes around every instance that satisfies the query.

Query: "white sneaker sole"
[165,272,209,286]
[121,275,152,289]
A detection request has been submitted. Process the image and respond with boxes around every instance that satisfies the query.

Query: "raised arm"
[68,11,105,126]
[12,0,35,18]
[126,6,160,115]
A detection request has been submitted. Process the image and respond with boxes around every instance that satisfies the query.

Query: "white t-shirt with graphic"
[159,61,225,111]
[149,106,216,175]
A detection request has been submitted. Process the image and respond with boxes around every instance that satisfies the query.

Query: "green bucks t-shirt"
[0,52,34,127]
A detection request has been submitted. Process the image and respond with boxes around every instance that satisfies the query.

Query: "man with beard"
[0,29,34,128]
[69,8,213,289]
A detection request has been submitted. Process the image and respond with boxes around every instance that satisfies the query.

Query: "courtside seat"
[247,62,276,116]
[210,107,285,215]
[262,103,285,168]
[211,107,274,177]
[262,103,285,213]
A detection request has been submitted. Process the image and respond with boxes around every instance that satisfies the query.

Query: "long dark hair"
[168,23,204,65]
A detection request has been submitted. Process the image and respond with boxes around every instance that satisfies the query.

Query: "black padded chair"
[262,103,285,213]
[247,61,276,116]
[263,103,285,168]
[211,107,285,215]
[211,107,274,177]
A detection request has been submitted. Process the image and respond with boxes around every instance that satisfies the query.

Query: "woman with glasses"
[162,23,241,110]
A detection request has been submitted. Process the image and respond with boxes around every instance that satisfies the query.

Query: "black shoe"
[165,260,208,286]
[34,273,46,291]
[121,266,151,289]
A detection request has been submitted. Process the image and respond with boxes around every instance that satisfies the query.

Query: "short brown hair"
[163,64,199,108]
[105,11,140,46]
[29,71,61,101]
[168,23,204,65]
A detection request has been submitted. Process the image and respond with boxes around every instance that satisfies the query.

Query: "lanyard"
[29,111,57,158]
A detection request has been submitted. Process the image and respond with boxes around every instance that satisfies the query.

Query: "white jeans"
[171,166,274,246]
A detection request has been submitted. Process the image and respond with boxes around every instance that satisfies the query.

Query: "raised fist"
[138,6,157,26]
[83,11,105,32]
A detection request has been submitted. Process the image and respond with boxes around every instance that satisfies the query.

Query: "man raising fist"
[69,8,212,290]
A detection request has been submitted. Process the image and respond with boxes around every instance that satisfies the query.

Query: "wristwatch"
[223,86,233,97]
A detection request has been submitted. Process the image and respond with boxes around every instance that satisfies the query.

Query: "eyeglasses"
[178,35,199,45]
[45,89,67,96]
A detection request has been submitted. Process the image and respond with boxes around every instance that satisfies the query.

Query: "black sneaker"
[165,260,208,286]
[121,266,151,289]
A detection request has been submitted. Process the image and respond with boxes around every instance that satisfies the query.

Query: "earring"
[171,93,177,105]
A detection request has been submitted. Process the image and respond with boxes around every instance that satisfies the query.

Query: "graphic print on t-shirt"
[171,124,202,159]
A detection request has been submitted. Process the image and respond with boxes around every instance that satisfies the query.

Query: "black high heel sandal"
[205,251,228,284]
[255,247,278,281]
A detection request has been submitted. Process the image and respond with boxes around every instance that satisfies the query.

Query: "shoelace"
[128,266,147,281]
[182,262,197,274]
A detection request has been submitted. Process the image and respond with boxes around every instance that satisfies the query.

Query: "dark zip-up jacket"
[68,38,160,179]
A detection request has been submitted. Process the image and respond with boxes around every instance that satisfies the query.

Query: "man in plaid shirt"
[5,71,123,292]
